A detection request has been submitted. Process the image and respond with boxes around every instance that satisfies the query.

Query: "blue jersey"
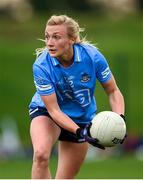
[29,43,112,123]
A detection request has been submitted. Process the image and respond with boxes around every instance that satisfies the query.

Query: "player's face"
[45,25,74,62]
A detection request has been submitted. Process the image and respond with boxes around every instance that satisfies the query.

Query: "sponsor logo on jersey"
[101,67,110,78]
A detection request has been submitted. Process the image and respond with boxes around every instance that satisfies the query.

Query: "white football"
[90,111,126,147]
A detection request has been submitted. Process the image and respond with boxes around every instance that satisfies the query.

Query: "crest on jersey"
[81,73,90,82]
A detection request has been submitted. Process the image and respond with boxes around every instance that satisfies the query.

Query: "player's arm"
[101,76,127,144]
[101,75,125,115]
[41,93,105,149]
[41,93,79,134]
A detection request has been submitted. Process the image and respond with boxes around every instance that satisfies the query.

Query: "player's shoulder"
[32,49,52,75]
[33,49,53,74]
[33,49,48,67]
[80,43,97,51]
[77,43,100,59]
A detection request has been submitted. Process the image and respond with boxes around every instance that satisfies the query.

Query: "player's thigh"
[56,141,88,177]
[30,116,61,155]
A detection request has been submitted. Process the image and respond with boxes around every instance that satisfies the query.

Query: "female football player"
[29,15,125,179]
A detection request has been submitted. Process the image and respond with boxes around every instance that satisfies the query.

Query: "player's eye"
[53,35,61,40]
[45,35,49,40]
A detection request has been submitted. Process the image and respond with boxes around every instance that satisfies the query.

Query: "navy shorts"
[29,107,87,143]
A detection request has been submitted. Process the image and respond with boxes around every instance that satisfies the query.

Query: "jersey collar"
[73,44,82,62]
[51,57,59,66]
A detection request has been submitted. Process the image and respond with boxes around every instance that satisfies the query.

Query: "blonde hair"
[47,15,85,43]
[36,15,88,56]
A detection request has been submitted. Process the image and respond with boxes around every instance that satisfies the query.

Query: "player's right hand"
[76,123,105,150]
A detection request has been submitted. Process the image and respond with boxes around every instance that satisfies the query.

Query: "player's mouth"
[49,49,57,53]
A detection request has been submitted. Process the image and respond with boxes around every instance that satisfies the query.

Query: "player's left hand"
[76,123,105,150]
[120,114,126,121]
[120,114,127,144]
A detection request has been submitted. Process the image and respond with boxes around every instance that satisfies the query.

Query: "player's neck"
[57,47,74,67]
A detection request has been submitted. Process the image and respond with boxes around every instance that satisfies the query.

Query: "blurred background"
[0,0,143,178]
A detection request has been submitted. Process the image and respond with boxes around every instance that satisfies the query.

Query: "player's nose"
[47,37,54,46]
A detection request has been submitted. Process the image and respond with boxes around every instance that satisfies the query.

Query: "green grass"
[0,156,143,179]
[78,157,143,179]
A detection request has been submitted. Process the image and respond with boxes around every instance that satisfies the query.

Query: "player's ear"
[69,37,75,45]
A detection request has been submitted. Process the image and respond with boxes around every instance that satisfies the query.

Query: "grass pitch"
[0,156,143,179]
